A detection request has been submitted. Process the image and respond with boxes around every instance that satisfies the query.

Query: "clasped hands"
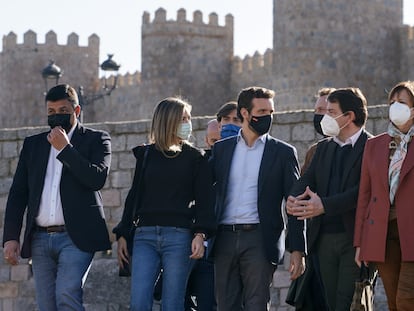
[286,186,325,220]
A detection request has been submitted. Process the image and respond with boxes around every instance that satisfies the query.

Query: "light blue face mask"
[177,121,192,140]
[220,123,241,139]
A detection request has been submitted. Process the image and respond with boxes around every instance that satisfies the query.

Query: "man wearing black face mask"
[209,86,305,310]
[302,88,336,174]
[3,84,112,310]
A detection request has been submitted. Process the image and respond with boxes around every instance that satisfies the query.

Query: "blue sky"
[1,0,413,74]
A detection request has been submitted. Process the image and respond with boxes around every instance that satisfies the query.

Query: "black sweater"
[113,143,216,239]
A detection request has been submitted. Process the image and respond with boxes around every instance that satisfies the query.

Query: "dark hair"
[327,87,368,127]
[216,101,237,122]
[45,84,79,108]
[388,81,414,105]
[237,86,275,122]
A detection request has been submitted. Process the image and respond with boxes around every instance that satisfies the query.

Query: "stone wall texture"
[0,1,413,128]
[0,106,390,310]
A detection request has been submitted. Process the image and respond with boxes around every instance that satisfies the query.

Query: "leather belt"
[219,224,259,232]
[37,225,66,233]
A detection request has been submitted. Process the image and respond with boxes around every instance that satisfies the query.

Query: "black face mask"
[249,114,272,136]
[48,114,72,133]
[313,114,325,136]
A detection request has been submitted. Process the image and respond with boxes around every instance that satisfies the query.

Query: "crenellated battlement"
[232,48,273,74]
[100,71,142,88]
[2,30,99,51]
[142,8,233,38]
[0,1,411,130]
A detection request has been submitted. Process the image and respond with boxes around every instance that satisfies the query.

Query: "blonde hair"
[149,97,192,152]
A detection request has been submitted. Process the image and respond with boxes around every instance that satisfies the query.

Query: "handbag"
[118,144,149,277]
[286,254,329,311]
[350,264,377,311]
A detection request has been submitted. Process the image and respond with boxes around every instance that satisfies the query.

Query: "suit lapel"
[340,131,368,187]
[32,133,52,215]
[37,133,52,179]
[220,138,237,208]
[258,137,277,196]
[319,139,337,194]
[399,136,414,184]
[59,124,84,181]
[69,123,84,148]
[377,135,392,192]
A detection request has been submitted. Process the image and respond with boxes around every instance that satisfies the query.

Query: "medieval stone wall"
[400,25,414,80]
[140,8,234,117]
[0,106,390,310]
[0,31,100,128]
[272,0,403,110]
[1,2,413,129]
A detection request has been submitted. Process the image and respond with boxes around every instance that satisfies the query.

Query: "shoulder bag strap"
[131,145,149,226]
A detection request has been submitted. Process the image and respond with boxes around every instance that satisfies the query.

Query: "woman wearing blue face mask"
[354,81,414,311]
[114,97,215,311]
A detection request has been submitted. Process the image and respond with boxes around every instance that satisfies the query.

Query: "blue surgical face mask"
[177,121,192,140]
[220,123,241,139]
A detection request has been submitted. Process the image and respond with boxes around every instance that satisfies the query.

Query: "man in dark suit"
[287,88,370,311]
[2,84,111,311]
[210,86,305,310]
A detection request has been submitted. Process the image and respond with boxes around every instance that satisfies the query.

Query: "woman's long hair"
[149,97,191,152]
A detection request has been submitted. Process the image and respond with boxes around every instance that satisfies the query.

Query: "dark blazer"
[291,130,370,252]
[3,123,112,258]
[210,134,304,264]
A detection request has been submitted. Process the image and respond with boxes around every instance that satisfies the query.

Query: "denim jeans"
[130,226,192,311]
[31,231,94,311]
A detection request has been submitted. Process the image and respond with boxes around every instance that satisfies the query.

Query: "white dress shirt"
[36,124,75,227]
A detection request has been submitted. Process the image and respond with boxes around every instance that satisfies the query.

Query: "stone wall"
[272,0,403,111]
[1,1,413,129]
[0,31,100,128]
[140,8,234,117]
[400,25,414,81]
[0,107,390,310]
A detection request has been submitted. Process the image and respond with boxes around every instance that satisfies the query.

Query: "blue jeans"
[130,226,192,311]
[31,231,94,311]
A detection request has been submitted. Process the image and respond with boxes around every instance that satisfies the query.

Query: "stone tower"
[141,8,234,116]
[272,0,403,108]
[0,31,100,128]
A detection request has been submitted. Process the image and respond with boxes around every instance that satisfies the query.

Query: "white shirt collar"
[333,127,363,147]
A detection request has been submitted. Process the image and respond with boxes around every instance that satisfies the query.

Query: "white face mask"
[389,101,413,126]
[177,121,192,140]
[320,113,346,137]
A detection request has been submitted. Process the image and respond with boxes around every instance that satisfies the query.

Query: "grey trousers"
[214,227,274,311]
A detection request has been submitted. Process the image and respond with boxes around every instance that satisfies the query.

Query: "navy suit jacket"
[3,123,112,258]
[290,130,370,252]
[209,134,304,264]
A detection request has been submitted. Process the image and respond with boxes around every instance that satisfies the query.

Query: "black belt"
[37,225,66,233]
[219,224,259,232]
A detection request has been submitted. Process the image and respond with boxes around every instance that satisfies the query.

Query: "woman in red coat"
[354,81,414,311]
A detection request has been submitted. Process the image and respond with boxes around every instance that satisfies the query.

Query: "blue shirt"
[220,132,267,225]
